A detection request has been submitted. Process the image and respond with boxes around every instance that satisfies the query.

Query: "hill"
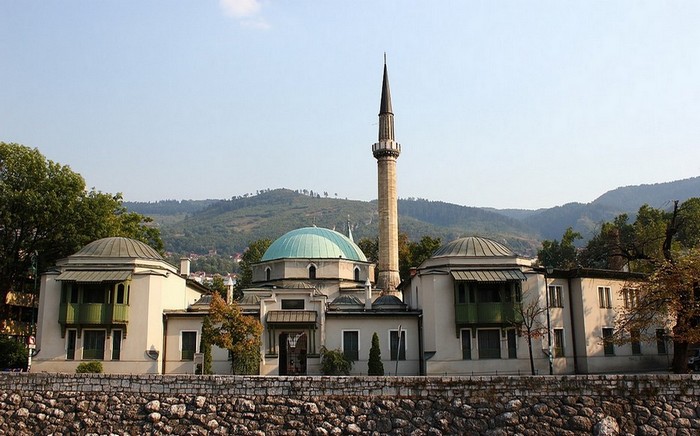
[127,189,542,257]
[125,176,699,258]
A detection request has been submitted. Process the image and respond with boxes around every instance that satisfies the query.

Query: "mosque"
[32,63,670,375]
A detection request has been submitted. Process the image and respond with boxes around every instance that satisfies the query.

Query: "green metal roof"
[73,237,163,260]
[432,236,514,258]
[261,227,367,262]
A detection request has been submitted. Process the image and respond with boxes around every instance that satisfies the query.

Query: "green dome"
[262,227,367,262]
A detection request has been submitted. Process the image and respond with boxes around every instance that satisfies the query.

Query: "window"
[281,299,304,310]
[265,268,271,281]
[477,330,501,359]
[308,265,317,280]
[83,330,106,360]
[656,329,667,354]
[83,284,106,304]
[354,267,360,282]
[63,284,79,304]
[66,330,77,360]
[342,330,359,361]
[115,284,126,304]
[598,287,612,309]
[623,288,639,309]
[181,331,197,361]
[602,328,615,356]
[631,329,641,355]
[457,283,467,304]
[461,329,471,360]
[477,284,502,303]
[112,330,122,360]
[507,329,517,359]
[390,330,406,361]
[548,285,563,308]
[553,329,564,358]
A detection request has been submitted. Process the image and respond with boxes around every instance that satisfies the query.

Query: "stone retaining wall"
[0,373,698,435]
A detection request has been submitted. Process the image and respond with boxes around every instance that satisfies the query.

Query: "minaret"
[372,58,401,292]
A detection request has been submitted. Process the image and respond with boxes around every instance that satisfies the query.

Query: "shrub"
[368,332,384,375]
[0,336,27,370]
[320,347,353,375]
[76,361,103,373]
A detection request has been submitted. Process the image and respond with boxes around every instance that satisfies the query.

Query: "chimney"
[180,258,191,277]
[409,267,417,278]
[364,278,372,310]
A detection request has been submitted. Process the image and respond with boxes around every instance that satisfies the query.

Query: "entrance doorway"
[279,332,307,375]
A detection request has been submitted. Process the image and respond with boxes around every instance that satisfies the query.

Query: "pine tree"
[368,332,384,375]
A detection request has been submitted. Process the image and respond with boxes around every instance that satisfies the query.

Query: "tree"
[368,332,384,375]
[359,234,441,281]
[233,238,272,300]
[0,142,162,319]
[206,293,262,374]
[537,227,582,269]
[320,347,353,375]
[586,199,700,372]
[198,316,214,375]
[511,292,548,375]
[207,275,228,300]
[0,336,28,369]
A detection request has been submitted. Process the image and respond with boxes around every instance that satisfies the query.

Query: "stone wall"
[0,373,698,435]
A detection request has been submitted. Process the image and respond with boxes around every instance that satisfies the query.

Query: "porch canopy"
[451,269,526,282]
[55,270,132,283]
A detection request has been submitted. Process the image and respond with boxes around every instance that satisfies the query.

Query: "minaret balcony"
[372,141,401,158]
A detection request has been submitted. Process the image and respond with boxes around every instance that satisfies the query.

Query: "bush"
[368,332,384,375]
[320,347,353,375]
[0,336,27,370]
[76,361,103,373]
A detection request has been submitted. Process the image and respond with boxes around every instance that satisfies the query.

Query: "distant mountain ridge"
[124,176,699,257]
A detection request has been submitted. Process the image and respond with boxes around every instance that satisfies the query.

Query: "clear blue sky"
[2,1,699,209]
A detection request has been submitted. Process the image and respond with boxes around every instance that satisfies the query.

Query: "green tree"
[207,293,262,374]
[367,332,384,375]
[234,238,272,300]
[537,227,582,269]
[0,336,28,369]
[320,346,353,375]
[586,199,700,372]
[0,142,162,319]
[207,275,228,300]
[198,316,214,375]
[359,233,441,281]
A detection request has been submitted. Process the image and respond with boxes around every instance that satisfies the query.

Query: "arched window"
[354,267,360,282]
[308,264,317,280]
[265,267,271,282]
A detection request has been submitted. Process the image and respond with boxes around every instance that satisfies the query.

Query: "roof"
[372,294,407,310]
[380,61,393,115]
[432,236,514,258]
[56,270,132,283]
[261,227,367,262]
[72,237,163,260]
[451,269,527,282]
[266,310,317,324]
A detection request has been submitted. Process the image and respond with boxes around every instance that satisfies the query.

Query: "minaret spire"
[372,58,401,293]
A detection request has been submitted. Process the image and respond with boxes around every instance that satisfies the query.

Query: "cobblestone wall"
[0,373,698,435]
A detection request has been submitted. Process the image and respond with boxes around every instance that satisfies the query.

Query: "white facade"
[33,237,206,374]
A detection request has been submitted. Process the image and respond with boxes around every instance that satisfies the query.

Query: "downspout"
[567,276,579,374]
[162,313,168,374]
[418,312,425,376]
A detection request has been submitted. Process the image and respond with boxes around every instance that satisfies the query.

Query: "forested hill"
[125,176,699,257]
[126,189,542,257]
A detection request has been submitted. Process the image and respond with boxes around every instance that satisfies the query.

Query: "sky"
[1,1,699,210]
